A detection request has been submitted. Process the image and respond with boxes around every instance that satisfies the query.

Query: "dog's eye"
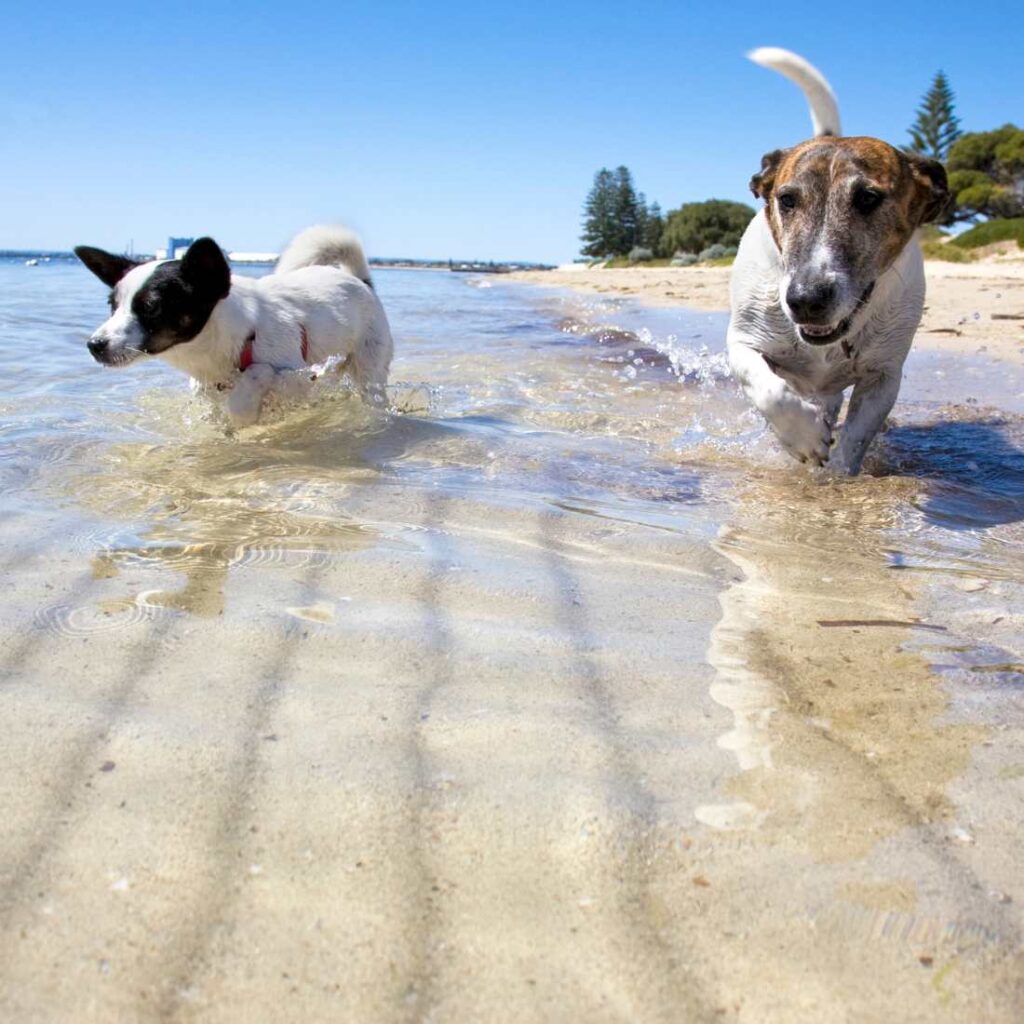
[853,188,884,215]
[777,193,798,212]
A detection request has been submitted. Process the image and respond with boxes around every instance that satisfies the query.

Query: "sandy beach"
[1,262,1022,1023]
[508,257,1024,365]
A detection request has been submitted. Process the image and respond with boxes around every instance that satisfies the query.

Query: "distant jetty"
[376,258,555,273]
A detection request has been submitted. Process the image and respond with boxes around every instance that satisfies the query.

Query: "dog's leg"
[822,391,844,431]
[226,364,277,427]
[350,330,391,407]
[830,372,900,475]
[728,340,833,465]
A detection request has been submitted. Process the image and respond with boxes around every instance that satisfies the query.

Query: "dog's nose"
[87,336,108,359]
[786,280,837,323]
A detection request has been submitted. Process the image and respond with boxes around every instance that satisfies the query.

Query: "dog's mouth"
[797,319,850,345]
[795,282,876,347]
[91,346,146,368]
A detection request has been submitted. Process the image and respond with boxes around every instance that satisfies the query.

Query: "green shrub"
[628,246,654,263]
[671,253,698,267]
[659,200,755,257]
[946,126,1024,222]
[920,240,975,262]
[601,256,674,268]
[698,243,737,262]
[949,217,1024,249]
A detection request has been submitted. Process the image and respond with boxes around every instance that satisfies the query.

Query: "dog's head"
[750,137,949,345]
[75,238,231,367]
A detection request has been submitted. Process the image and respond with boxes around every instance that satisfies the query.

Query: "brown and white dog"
[727,48,949,473]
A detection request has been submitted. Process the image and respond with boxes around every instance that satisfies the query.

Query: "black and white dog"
[76,225,393,426]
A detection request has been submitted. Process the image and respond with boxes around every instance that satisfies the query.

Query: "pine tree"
[612,166,639,255]
[642,201,663,253]
[580,167,663,258]
[908,72,962,161]
[580,168,618,258]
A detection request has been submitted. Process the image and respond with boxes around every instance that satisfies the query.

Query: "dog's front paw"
[768,393,834,466]
[827,435,867,476]
[226,403,261,429]
[226,364,276,428]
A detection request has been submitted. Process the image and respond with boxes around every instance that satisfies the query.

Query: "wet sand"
[508,258,1024,366]
[1,265,1023,1022]
[4,425,1022,1023]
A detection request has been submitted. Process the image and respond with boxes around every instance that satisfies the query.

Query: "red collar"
[237,325,309,372]
[238,333,255,371]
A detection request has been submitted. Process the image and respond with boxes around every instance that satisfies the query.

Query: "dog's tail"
[747,47,842,137]
[275,225,372,284]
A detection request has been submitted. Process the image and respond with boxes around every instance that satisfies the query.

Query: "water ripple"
[33,597,166,638]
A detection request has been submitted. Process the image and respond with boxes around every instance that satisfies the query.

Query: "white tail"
[275,225,372,283]
[747,47,842,137]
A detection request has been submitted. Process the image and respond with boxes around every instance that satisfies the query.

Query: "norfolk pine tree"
[580,168,618,258]
[908,71,962,161]
[612,166,640,255]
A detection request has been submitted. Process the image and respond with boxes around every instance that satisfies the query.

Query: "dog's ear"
[905,153,951,224]
[74,246,139,287]
[751,149,785,201]
[181,237,231,300]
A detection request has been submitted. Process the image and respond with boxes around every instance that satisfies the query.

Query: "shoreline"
[506,260,1024,366]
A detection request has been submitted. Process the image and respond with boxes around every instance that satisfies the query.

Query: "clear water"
[2,257,1023,1018]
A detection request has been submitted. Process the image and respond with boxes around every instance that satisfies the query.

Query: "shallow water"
[1,258,1023,1021]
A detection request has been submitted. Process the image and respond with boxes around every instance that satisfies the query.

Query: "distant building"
[154,236,194,260]
[151,236,278,264]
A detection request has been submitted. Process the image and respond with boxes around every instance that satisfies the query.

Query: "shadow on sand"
[876,416,1024,529]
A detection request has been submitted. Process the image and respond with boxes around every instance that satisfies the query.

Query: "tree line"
[581,72,1022,260]
[581,167,754,261]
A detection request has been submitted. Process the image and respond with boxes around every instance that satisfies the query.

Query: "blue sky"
[4,1,1021,262]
